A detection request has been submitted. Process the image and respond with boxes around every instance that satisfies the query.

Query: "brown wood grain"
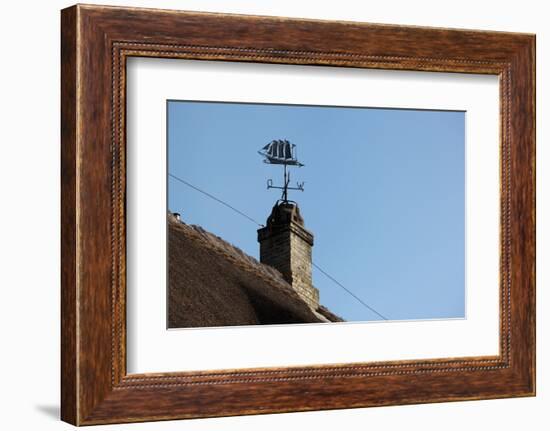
[60,4,535,425]
[60,5,78,425]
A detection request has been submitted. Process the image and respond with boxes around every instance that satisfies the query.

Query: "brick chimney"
[257,202,319,309]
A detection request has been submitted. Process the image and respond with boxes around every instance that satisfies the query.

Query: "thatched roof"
[167,213,343,328]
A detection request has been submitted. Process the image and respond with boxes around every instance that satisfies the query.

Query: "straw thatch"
[167,213,343,328]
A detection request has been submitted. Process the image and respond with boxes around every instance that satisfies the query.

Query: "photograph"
[167,100,466,329]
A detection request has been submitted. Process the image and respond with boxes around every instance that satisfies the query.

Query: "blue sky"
[167,100,465,322]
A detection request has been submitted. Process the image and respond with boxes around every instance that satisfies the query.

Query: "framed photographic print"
[61,4,535,425]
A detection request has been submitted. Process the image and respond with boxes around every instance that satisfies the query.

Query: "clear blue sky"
[168,100,465,322]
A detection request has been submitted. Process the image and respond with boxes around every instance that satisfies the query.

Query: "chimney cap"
[265,201,304,227]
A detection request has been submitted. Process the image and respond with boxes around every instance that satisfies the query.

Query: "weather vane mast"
[258,139,305,203]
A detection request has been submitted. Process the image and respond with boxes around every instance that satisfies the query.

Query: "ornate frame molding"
[61,5,535,425]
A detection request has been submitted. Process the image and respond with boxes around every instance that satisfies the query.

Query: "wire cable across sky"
[168,173,265,227]
[168,172,389,321]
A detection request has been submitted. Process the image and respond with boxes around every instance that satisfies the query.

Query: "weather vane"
[258,139,304,203]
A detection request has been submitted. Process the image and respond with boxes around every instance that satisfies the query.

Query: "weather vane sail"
[258,139,304,202]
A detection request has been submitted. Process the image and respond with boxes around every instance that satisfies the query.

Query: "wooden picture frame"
[61,4,535,425]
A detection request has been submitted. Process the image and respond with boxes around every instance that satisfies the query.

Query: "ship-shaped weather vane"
[258,139,304,203]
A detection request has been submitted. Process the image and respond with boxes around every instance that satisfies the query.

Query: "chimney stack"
[257,202,319,309]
